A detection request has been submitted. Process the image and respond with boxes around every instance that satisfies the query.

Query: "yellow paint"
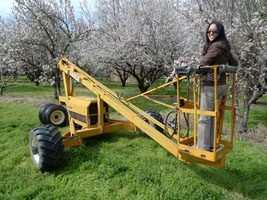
[57,58,237,168]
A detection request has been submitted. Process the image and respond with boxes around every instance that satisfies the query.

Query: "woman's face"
[207,24,218,42]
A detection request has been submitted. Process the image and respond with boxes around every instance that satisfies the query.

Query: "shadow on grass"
[188,160,267,199]
[54,130,141,174]
[82,130,140,145]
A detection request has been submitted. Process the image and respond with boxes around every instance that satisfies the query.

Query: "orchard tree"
[0,58,22,96]
[231,0,266,132]
[1,17,44,86]
[0,61,20,96]
[83,0,184,92]
[0,48,21,96]
[7,0,90,98]
[0,18,22,95]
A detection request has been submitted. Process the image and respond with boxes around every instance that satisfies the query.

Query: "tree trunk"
[130,69,151,92]
[35,81,40,86]
[236,89,252,133]
[114,68,129,87]
[237,105,250,133]
[119,75,127,87]
[0,87,3,96]
[53,69,61,100]
[138,82,150,93]
[121,81,126,87]
[53,82,61,100]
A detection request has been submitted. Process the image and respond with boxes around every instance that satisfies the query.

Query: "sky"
[0,0,95,18]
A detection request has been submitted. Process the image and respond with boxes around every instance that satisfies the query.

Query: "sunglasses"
[207,30,218,34]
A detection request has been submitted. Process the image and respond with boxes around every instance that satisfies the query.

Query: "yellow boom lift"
[29,58,237,171]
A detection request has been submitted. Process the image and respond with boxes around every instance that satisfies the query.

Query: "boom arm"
[57,57,179,157]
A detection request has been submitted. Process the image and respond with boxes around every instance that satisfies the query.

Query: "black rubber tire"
[138,109,164,138]
[42,104,68,127]
[39,104,54,124]
[29,125,64,172]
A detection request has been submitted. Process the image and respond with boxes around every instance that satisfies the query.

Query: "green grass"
[3,83,53,97]
[245,108,267,127]
[0,77,267,199]
[0,102,266,199]
[223,107,267,128]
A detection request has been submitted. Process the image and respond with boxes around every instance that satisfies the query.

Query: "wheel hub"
[50,110,65,125]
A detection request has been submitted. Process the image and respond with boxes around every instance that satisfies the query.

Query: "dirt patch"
[251,102,267,109]
[235,124,267,147]
[0,95,57,108]
[73,87,89,92]
[222,124,267,147]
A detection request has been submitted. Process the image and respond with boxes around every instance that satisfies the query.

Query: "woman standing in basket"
[197,21,238,151]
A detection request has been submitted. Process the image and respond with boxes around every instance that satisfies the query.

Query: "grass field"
[0,77,267,199]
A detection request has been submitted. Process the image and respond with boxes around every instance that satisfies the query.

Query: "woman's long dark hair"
[202,21,231,56]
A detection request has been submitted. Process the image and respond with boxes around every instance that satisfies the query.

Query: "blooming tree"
[2,0,90,98]
[0,61,20,96]
[231,0,266,132]
[0,18,22,95]
[0,17,44,87]
[82,0,185,92]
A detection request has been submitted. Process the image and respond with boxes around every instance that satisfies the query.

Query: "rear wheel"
[138,109,164,138]
[29,125,64,171]
[39,104,54,124]
[40,104,68,127]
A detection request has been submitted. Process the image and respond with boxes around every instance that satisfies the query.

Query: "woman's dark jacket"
[200,40,238,86]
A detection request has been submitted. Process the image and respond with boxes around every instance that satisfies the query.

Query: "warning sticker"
[70,71,79,82]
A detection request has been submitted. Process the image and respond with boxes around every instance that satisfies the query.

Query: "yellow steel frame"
[57,57,236,168]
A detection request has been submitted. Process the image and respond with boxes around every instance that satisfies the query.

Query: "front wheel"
[138,109,164,138]
[29,125,64,171]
